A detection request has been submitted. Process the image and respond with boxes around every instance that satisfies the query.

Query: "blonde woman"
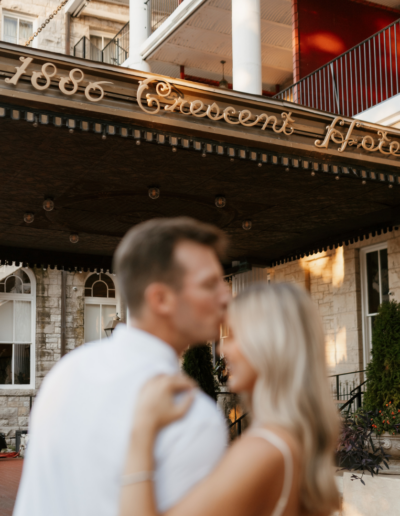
[120,283,340,516]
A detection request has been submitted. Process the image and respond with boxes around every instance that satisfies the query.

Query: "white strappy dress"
[250,429,294,516]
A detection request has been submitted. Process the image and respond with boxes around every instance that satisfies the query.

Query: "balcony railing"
[73,36,103,62]
[150,0,182,32]
[103,22,129,66]
[74,2,182,66]
[274,18,400,118]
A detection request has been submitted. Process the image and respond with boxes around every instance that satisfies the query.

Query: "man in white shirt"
[14,217,230,516]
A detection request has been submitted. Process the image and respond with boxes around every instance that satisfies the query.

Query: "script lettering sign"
[136,77,295,135]
[316,117,400,158]
[5,56,112,102]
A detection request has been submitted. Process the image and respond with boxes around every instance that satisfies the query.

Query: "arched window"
[84,273,115,298]
[0,266,36,388]
[84,273,118,343]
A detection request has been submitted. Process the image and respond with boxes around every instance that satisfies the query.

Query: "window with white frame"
[2,12,35,47]
[0,266,36,387]
[84,273,118,343]
[361,244,389,364]
[90,32,112,51]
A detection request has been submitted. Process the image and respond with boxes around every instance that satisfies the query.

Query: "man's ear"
[144,282,177,316]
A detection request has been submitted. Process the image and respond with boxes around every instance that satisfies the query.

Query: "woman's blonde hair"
[229,282,339,515]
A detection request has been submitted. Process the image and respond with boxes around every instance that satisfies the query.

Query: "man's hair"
[113,217,228,314]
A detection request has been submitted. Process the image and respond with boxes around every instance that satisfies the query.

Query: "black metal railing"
[103,22,129,66]
[329,370,367,413]
[73,36,103,62]
[274,18,400,117]
[229,413,248,440]
[150,0,182,32]
[74,2,182,66]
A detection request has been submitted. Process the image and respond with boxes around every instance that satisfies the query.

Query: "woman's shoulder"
[232,425,300,475]
[250,425,301,456]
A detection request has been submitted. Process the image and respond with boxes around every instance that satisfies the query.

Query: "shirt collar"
[112,323,179,368]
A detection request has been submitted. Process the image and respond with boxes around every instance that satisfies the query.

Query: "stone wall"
[267,229,400,395]
[35,269,86,390]
[0,268,87,448]
[0,0,128,56]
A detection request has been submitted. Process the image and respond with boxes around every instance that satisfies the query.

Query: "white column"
[124,0,151,72]
[231,0,262,95]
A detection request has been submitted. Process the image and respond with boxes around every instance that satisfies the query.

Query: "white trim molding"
[0,266,36,390]
[360,242,388,368]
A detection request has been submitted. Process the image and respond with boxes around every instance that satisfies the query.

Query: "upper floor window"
[90,32,112,51]
[361,244,389,365]
[2,12,35,47]
[84,273,117,343]
[0,266,36,388]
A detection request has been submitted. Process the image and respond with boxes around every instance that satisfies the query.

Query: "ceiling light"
[43,199,54,211]
[70,234,79,244]
[215,196,226,208]
[242,220,252,231]
[148,187,160,200]
[24,212,34,224]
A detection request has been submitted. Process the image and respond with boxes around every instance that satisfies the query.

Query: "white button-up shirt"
[14,325,227,516]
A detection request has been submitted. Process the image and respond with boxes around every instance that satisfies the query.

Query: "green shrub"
[364,300,400,410]
[182,344,218,401]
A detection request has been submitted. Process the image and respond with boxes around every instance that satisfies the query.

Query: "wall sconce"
[104,314,121,337]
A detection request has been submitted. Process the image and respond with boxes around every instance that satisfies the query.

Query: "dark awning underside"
[1,100,400,271]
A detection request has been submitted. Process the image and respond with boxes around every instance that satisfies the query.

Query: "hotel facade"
[1,0,400,446]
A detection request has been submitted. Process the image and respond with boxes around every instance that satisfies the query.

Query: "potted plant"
[363,300,400,459]
[336,411,389,483]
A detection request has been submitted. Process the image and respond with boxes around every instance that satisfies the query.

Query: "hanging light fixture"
[148,187,160,200]
[219,61,229,89]
[215,196,226,208]
[43,198,54,211]
[242,220,252,231]
[70,233,79,244]
[24,212,34,224]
